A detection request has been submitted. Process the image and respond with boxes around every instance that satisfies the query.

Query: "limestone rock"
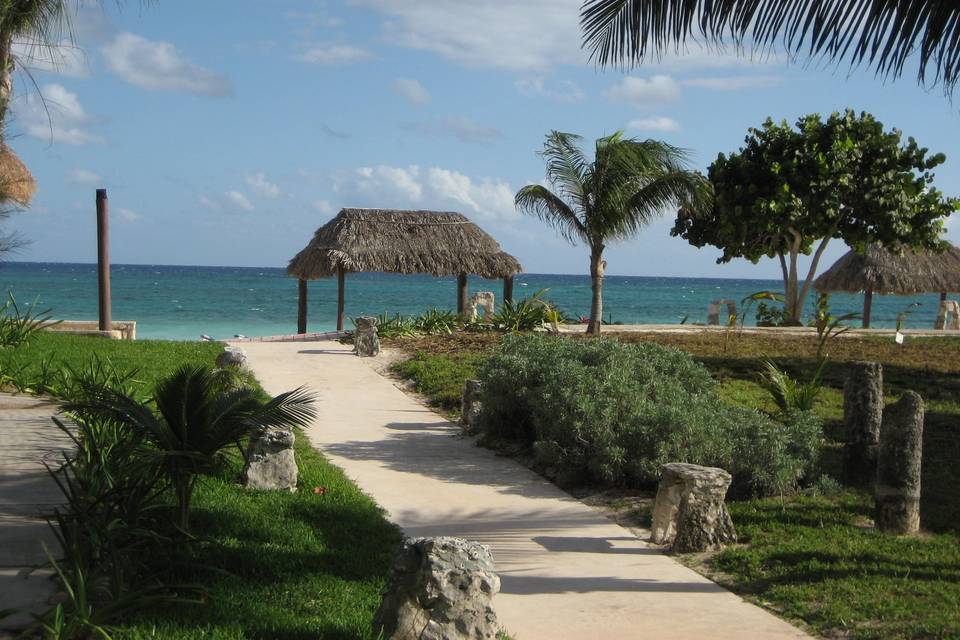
[242,427,297,491]
[460,379,483,434]
[216,346,248,369]
[935,300,960,330]
[876,391,924,534]
[468,292,496,322]
[842,361,884,485]
[354,316,380,357]
[374,537,501,640]
[651,462,736,553]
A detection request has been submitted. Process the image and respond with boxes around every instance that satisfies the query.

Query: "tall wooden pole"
[503,275,514,304]
[297,278,308,334]
[457,274,468,315]
[941,291,948,303]
[337,268,345,331]
[862,288,873,329]
[96,189,111,332]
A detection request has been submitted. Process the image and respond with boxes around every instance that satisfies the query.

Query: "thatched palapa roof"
[0,145,36,206]
[288,208,522,280]
[814,244,960,295]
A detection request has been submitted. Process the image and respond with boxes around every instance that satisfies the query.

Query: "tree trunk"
[795,236,832,325]
[175,476,194,532]
[588,247,605,335]
[0,35,13,137]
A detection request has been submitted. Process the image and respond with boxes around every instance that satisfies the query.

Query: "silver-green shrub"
[477,334,821,496]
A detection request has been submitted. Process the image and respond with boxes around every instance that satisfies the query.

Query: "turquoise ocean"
[0,262,946,341]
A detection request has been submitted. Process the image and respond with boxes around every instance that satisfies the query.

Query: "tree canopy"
[672,109,957,323]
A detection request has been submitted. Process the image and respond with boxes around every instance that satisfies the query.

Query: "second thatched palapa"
[814,244,960,328]
[288,208,522,333]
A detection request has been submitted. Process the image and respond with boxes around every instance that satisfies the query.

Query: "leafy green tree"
[516,130,710,334]
[673,109,957,324]
[65,365,316,531]
[581,0,960,96]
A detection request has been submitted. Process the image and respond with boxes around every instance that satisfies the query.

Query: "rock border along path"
[241,340,809,640]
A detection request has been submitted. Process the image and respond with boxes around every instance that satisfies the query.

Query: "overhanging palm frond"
[515,184,588,244]
[541,131,592,206]
[580,0,960,96]
[613,169,712,239]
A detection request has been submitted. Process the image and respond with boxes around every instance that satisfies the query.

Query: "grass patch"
[391,350,487,414]
[712,492,960,639]
[0,331,224,390]
[120,433,402,639]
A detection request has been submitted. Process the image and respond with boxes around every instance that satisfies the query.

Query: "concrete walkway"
[0,393,72,631]
[242,340,808,640]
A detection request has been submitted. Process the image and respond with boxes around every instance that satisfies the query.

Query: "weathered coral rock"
[651,462,736,552]
[242,427,297,491]
[460,379,483,433]
[842,361,884,485]
[875,391,924,534]
[373,537,501,640]
[354,316,380,357]
[468,292,496,322]
[216,346,248,369]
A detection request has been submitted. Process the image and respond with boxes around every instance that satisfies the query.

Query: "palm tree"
[0,1,73,132]
[580,0,960,96]
[516,131,710,334]
[64,365,316,531]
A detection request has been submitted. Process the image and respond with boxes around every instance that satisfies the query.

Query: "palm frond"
[540,131,592,207]
[580,0,960,96]
[515,184,588,244]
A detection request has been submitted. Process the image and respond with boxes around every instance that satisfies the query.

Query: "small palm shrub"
[412,308,459,334]
[64,365,316,530]
[486,289,567,332]
[0,291,57,347]
[477,335,821,496]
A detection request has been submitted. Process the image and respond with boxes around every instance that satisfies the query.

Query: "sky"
[6,0,960,278]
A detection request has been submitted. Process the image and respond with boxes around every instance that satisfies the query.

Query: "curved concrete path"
[242,340,808,640]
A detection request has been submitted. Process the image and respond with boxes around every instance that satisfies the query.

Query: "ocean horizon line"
[2,260,787,284]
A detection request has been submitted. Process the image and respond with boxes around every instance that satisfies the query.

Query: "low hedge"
[477,334,821,496]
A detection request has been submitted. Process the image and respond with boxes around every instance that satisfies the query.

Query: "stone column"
[373,537,501,640]
[651,462,737,552]
[842,361,883,485]
[875,391,924,535]
[354,316,380,357]
[460,379,483,433]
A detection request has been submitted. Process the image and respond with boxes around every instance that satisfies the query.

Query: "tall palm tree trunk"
[0,34,13,139]
[588,246,605,335]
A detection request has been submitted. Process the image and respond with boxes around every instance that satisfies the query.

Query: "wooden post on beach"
[336,268,345,332]
[96,189,112,332]
[862,288,873,329]
[297,278,308,334]
[457,274,468,315]
[503,275,514,304]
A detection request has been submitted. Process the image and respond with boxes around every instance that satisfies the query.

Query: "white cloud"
[198,195,221,212]
[403,116,500,142]
[14,83,104,145]
[628,116,681,132]
[352,0,584,71]
[225,191,254,212]
[12,39,89,77]
[333,164,516,220]
[391,77,430,104]
[67,168,101,185]
[296,44,372,65]
[245,172,280,198]
[682,75,783,90]
[605,75,680,106]
[515,76,584,102]
[101,32,232,96]
[313,199,334,215]
[116,207,141,222]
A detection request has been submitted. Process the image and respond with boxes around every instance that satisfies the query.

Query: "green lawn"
[0,331,224,391]
[120,434,401,640]
[1,332,401,639]
[387,330,960,639]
